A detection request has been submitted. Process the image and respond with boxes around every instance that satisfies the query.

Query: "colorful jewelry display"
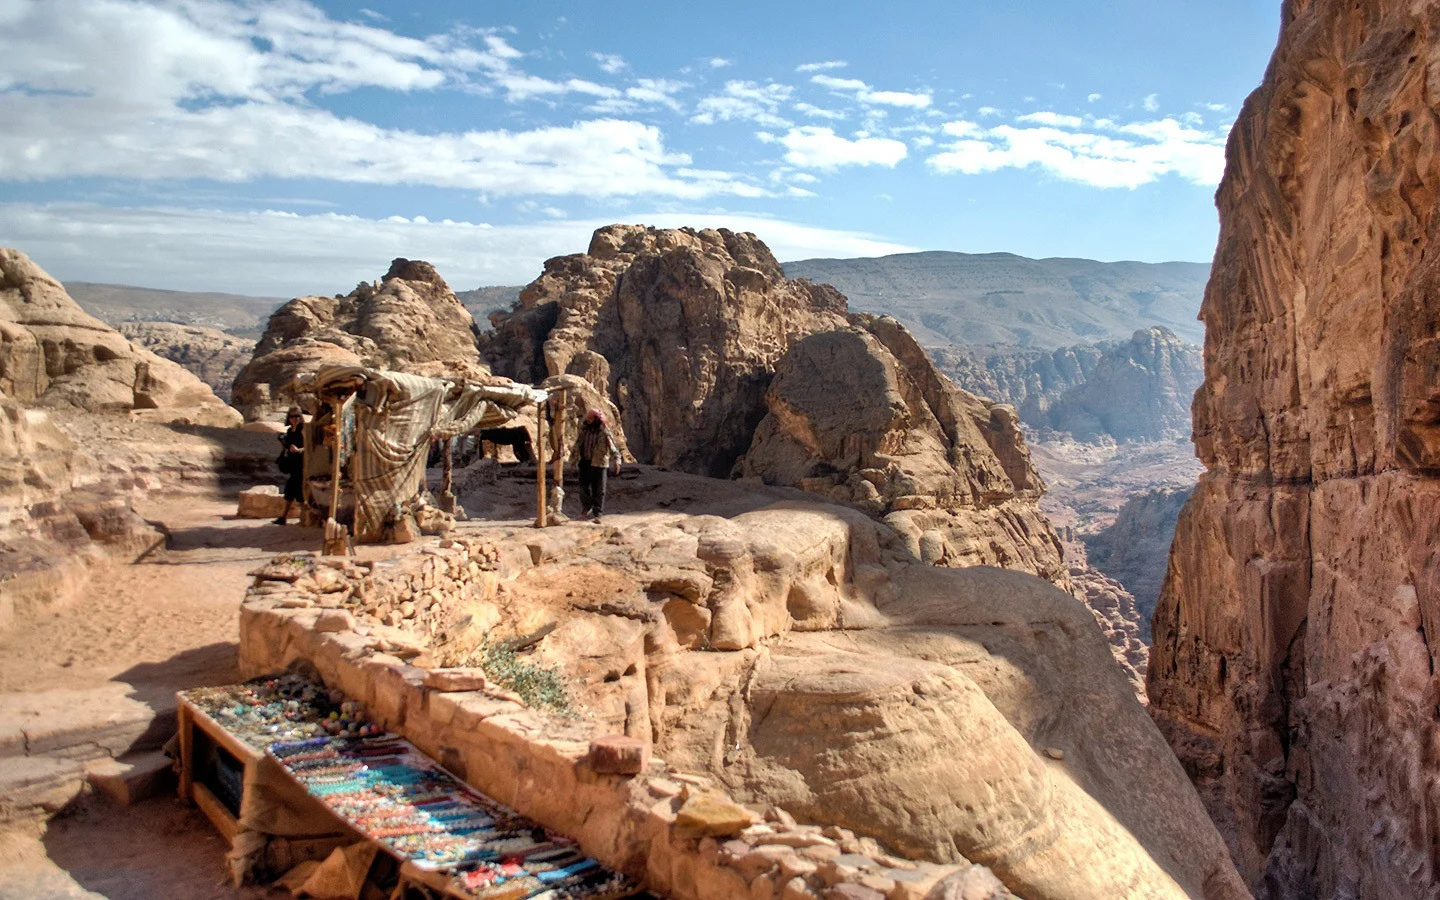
[182,674,376,752]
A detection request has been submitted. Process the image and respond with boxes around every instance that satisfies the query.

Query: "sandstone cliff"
[0,249,239,426]
[934,327,1204,443]
[1148,2,1440,896]
[485,225,1064,584]
[232,258,487,421]
[118,322,253,403]
[1083,487,1190,639]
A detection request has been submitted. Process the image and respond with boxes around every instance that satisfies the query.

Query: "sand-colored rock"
[1148,3,1440,896]
[0,248,238,426]
[484,225,851,477]
[117,321,253,403]
[739,316,1065,583]
[232,258,490,421]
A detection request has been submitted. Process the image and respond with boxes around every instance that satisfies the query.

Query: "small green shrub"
[467,640,573,715]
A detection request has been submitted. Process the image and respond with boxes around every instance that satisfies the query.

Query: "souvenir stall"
[177,675,644,899]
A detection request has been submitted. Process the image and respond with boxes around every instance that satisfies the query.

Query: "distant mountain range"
[65,282,284,337]
[782,251,1208,348]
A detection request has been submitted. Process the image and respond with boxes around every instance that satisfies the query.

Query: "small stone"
[423,668,488,692]
[279,597,314,609]
[766,806,798,827]
[315,610,353,633]
[824,885,884,900]
[781,876,817,900]
[588,734,650,775]
[674,791,757,839]
[1044,747,1065,760]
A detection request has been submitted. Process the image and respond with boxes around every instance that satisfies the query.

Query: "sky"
[0,0,1281,297]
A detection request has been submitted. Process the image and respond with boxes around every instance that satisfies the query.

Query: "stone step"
[0,755,86,822]
[0,685,176,761]
[85,750,176,806]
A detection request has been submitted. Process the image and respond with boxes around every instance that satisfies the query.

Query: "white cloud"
[811,74,931,109]
[590,78,688,114]
[927,113,1227,188]
[591,52,627,74]
[793,102,846,120]
[1143,93,1160,112]
[1203,102,1229,112]
[0,0,757,199]
[768,127,907,170]
[0,203,920,293]
[691,80,793,127]
[708,57,732,68]
[977,106,1001,117]
[1087,92,1102,103]
[795,60,847,72]
[1016,111,1084,128]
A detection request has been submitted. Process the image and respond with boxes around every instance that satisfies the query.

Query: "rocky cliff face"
[935,327,1204,442]
[232,258,486,421]
[486,225,1064,583]
[485,225,852,478]
[118,322,253,402]
[1148,2,1440,896]
[0,249,238,426]
[1084,487,1191,639]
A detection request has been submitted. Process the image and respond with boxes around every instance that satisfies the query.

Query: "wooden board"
[192,781,240,843]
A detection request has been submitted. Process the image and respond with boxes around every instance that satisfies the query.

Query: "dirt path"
[0,495,328,899]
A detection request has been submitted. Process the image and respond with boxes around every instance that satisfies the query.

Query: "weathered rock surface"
[254,467,1247,900]
[1149,3,1440,896]
[934,328,1204,442]
[232,258,488,421]
[486,226,1063,584]
[484,225,852,477]
[0,249,239,426]
[116,321,253,403]
[1082,487,1190,639]
[738,315,1065,583]
[1063,538,1148,694]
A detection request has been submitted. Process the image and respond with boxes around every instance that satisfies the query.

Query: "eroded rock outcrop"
[0,249,239,426]
[486,226,1064,583]
[1149,3,1440,896]
[117,322,253,403]
[233,258,487,421]
[1084,487,1190,639]
[739,315,1065,582]
[484,225,852,477]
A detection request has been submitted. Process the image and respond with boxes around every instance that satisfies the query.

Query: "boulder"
[236,485,287,519]
[232,258,491,421]
[0,248,238,424]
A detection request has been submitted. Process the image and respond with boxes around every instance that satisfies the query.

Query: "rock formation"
[1083,487,1190,638]
[1063,537,1149,693]
[934,327,1204,442]
[485,225,852,478]
[1149,3,1440,896]
[738,314,1065,582]
[486,225,1064,583]
[0,248,239,426]
[232,258,488,421]
[117,322,253,402]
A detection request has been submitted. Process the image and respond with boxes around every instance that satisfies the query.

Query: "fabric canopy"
[308,366,544,542]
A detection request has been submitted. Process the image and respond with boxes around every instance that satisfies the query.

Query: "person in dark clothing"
[275,406,305,525]
[570,408,620,522]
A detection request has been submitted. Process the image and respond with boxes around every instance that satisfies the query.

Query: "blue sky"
[0,0,1280,296]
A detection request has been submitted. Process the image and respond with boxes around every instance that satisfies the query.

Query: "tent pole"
[534,397,547,528]
[439,436,455,513]
[323,397,351,555]
[551,388,566,520]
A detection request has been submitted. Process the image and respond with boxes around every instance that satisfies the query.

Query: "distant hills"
[65,282,284,337]
[782,251,1208,348]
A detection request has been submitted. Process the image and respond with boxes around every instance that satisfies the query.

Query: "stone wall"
[238,542,1014,900]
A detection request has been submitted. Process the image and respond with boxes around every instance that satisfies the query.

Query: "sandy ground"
[0,494,327,899]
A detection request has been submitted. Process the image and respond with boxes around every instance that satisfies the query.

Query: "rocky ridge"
[485,225,1066,585]
[1148,2,1440,896]
[117,321,253,402]
[1082,487,1190,639]
[933,327,1204,442]
[232,258,489,421]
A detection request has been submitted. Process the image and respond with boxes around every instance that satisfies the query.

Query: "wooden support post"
[323,398,351,555]
[550,388,566,520]
[439,437,456,513]
[534,397,547,528]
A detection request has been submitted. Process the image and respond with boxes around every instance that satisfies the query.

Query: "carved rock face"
[1148,3,1440,897]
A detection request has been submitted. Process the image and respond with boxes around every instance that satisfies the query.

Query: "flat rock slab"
[0,685,168,760]
[0,755,85,821]
[85,750,176,806]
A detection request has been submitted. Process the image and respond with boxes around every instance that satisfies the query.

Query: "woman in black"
[274,406,305,525]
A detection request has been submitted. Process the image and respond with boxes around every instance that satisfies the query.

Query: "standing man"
[571,408,621,522]
[274,406,305,525]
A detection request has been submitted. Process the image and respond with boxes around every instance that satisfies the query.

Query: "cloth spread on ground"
[310,366,542,542]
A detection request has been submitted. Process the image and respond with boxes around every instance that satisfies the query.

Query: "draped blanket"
[310,366,543,542]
